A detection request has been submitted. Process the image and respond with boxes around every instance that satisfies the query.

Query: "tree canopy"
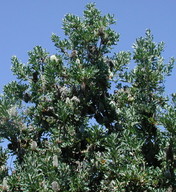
[0,3,176,192]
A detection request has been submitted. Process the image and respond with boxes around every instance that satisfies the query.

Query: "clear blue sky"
[0,0,176,94]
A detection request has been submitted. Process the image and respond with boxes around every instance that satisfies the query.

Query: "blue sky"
[0,0,176,94]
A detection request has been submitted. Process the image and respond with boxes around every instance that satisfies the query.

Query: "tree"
[0,3,176,191]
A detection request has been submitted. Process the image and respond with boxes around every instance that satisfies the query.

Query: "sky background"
[0,0,176,169]
[0,0,176,94]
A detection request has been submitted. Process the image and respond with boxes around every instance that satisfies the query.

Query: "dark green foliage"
[0,3,176,191]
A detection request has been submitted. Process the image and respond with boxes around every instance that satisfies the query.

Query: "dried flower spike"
[53,155,58,167]
[31,140,37,151]
[51,181,60,191]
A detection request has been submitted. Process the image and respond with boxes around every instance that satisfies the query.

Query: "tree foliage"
[0,3,176,191]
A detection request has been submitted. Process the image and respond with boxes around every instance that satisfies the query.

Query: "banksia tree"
[0,3,175,191]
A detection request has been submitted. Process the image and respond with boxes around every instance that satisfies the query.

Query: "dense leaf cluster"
[0,3,176,191]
